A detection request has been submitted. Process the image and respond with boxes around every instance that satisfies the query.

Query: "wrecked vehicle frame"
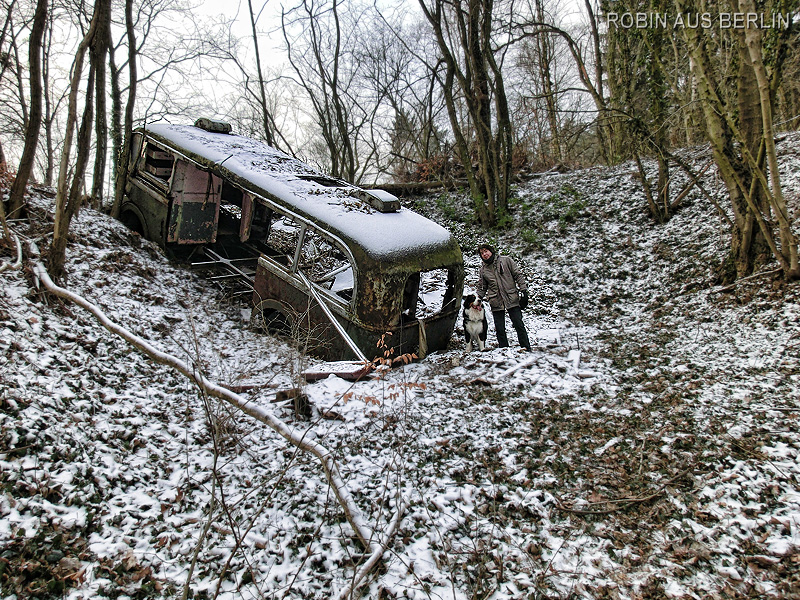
[118,119,464,362]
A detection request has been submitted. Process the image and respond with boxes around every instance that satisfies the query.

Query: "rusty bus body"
[119,120,464,361]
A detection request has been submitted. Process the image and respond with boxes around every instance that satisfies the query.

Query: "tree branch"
[32,261,388,552]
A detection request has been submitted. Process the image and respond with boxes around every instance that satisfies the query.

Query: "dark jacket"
[477,254,528,311]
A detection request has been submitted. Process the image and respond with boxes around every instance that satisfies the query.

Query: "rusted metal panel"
[123,181,169,245]
[167,160,221,244]
[240,192,254,242]
[252,253,463,362]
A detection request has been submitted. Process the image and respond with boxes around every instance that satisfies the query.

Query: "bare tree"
[195,5,296,153]
[346,12,422,183]
[110,0,229,217]
[513,0,589,169]
[0,0,16,173]
[514,3,614,164]
[367,10,452,183]
[38,6,61,187]
[418,0,515,227]
[6,0,46,220]
[0,0,27,162]
[246,0,280,147]
[526,0,562,163]
[49,0,111,280]
[110,0,136,219]
[282,0,371,182]
[90,0,111,210]
[604,0,679,223]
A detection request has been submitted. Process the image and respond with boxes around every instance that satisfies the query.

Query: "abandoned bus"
[118,119,465,362]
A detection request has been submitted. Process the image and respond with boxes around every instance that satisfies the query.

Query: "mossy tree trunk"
[676,0,799,281]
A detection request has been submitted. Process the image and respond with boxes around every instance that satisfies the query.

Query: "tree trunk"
[49,63,96,281]
[682,24,760,281]
[0,190,9,247]
[247,0,277,147]
[418,0,512,227]
[676,0,799,281]
[109,42,122,194]
[535,0,561,163]
[111,0,137,220]
[738,0,799,278]
[582,0,613,161]
[437,58,489,225]
[49,0,106,280]
[282,0,359,182]
[91,0,111,211]
[42,11,55,187]
[7,0,48,220]
[732,34,770,277]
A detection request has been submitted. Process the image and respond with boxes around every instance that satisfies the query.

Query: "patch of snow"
[2,135,799,598]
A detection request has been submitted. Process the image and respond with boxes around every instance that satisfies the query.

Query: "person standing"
[476,243,532,350]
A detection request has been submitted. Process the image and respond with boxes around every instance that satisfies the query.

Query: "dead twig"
[727,436,790,480]
[534,530,572,595]
[711,267,784,294]
[554,468,692,515]
[335,497,406,600]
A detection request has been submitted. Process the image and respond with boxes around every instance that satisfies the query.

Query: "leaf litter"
[1,134,799,599]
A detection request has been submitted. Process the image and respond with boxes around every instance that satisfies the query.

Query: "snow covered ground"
[1,135,799,599]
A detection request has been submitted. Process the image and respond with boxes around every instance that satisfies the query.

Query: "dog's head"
[463,294,482,310]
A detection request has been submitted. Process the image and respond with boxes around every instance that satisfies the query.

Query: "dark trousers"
[492,306,531,349]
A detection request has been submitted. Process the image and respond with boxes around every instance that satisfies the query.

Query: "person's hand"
[519,290,529,309]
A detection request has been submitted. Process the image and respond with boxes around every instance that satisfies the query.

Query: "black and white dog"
[462,294,488,352]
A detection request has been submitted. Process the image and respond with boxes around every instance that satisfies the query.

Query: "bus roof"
[142,123,460,265]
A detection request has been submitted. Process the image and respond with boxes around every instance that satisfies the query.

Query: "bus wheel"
[251,300,296,338]
[120,210,145,236]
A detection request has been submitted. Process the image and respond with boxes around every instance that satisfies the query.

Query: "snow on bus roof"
[143,123,457,260]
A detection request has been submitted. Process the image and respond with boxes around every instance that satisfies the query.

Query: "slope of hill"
[1,136,799,599]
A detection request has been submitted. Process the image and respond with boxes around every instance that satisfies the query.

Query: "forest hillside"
[1,135,799,599]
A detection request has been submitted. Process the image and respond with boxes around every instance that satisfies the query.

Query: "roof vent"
[194,118,232,134]
[358,189,401,213]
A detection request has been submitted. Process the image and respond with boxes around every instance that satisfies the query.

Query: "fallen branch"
[711,267,784,294]
[470,355,538,385]
[336,497,406,600]
[0,228,23,273]
[554,469,692,515]
[32,261,390,552]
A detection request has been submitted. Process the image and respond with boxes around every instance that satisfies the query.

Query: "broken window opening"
[218,181,244,236]
[297,228,354,302]
[403,268,455,320]
[263,214,303,267]
[258,207,356,302]
[402,274,420,319]
[250,202,273,244]
[141,144,174,183]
